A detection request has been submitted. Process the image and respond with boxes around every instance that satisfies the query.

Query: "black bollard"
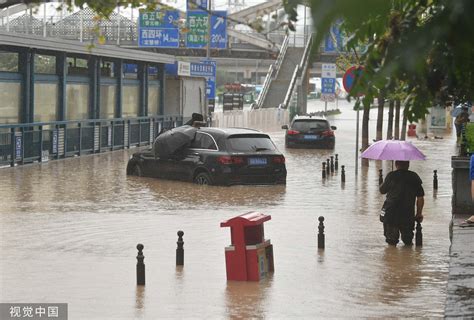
[335,154,339,171]
[176,230,184,266]
[378,169,383,185]
[330,156,334,173]
[326,159,330,175]
[433,170,438,190]
[341,165,346,183]
[136,244,145,285]
[318,216,325,249]
[415,222,422,246]
[322,162,326,179]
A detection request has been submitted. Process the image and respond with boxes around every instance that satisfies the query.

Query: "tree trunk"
[386,99,394,139]
[394,99,401,139]
[401,107,408,140]
[376,94,385,141]
[362,100,370,166]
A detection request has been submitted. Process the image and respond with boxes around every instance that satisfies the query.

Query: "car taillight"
[232,157,245,165]
[217,156,244,165]
[272,155,285,164]
[322,130,334,137]
[287,130,300,135]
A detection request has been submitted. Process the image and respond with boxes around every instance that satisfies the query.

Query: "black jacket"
[380,169,424,225]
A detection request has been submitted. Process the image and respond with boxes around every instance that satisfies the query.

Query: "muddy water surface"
[0,101,453,319]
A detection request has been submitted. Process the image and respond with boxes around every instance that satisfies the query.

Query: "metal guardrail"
[271,34,289,80]
[0,115,183,167]
[283,33,313,109]
[254,33,290,109]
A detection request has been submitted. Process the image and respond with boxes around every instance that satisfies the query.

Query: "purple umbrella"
[361,140,426,161]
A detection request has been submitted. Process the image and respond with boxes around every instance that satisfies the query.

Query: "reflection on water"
[377,246,423,302]
[225,277,272,319]
[135,286,145,319]
[127,177,287,210]
[0,101,453,318]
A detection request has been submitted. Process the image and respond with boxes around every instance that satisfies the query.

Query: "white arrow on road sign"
[214,16,224,29]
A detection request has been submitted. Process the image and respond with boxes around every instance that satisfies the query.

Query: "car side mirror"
[331,126,337,130]
[281,125,288,130]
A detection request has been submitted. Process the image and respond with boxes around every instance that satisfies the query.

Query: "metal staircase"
[255,34,312,110]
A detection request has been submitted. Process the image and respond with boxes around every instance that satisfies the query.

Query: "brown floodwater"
[0,101,454,319]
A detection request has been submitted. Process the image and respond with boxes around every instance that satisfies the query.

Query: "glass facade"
[35,55,56,74]
[122,85,139,118]
[0,82,21,124]
[148,84,159,116]
[0,55,164,124]
[100,85,116,119]
[66,83,89,120]
[0,51,18,72]
[34,83,58,122]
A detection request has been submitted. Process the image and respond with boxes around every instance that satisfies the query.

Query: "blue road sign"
[186,10,227,49]
[324,24,343,52]
[201,60,216,99]
[321,78,336,94]
[139,10,179,28]
[210,11,227,49]
[139,10,180,48]
[139,28,180,47]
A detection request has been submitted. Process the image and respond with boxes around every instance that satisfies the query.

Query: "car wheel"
[194,172,212,185]
[131,164,143,177]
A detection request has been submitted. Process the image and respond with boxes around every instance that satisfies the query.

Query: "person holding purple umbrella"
[379,161,425,246]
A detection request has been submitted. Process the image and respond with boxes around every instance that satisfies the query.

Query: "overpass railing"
[254,33,289,109]
[0,115,182,168]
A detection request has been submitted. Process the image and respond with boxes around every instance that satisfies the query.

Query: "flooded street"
[0,101,454,319]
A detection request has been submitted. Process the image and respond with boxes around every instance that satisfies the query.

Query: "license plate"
[304,135,320,140]
[248,157,267,165]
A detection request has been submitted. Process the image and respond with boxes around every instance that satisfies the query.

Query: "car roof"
[198,127,267,138]
[293,115,327,121]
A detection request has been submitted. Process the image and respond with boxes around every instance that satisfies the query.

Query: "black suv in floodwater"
[127,127,286,186]
[282,116,336,149]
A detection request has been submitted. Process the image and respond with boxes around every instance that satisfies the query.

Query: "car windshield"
[226,134,276,152]
[292,119,329,131]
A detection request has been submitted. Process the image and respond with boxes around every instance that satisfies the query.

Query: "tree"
[296,0,474,122]
[386,99,394,140]
[394,99,401,140]
[376,92,385,141]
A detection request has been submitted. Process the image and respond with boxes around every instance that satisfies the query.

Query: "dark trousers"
[455,123,463,137]
[383,222,414,245]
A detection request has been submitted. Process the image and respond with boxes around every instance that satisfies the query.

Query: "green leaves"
[302,0,474,121]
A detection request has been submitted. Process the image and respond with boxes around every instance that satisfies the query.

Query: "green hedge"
[465,122,474,154]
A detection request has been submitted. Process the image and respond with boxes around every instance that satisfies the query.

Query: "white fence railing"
[211,108,289,132]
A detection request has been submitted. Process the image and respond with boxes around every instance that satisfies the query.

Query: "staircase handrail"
[253,63,274,109]
[272,34,289,80]
[283,34,313,108]
[298,33,313,83]
[254,33,290,109]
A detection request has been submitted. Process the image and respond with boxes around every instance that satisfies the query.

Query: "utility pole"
[206,0,211,59]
